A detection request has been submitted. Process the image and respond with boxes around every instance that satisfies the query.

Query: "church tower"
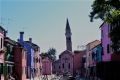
[65,18,72,51]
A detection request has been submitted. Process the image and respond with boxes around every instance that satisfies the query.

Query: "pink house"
[0,26,6,80]
[42,57,52,75]
[100,23,120,61]
[52,59,61,74]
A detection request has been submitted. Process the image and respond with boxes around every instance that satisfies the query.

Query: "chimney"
[29,38,32,43]
[17,39,20,42]
[20,31,24,41]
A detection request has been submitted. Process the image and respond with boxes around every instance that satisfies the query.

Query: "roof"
[91,43,101,50]
[86,40,100,46]
[74,50,86,55]
[0,26,6,31]
[25,41,39,48]
[59,50,73,56]
[5,37,16,45]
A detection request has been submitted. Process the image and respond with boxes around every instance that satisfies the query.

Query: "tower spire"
[66,18,71,30]
[65,18,72,52]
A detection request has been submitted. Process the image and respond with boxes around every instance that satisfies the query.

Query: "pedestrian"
[7,72,15,80]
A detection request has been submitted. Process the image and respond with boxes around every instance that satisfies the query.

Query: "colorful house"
[27,39,41,77]
[14,41,27,80]
[96,44,102,62]
[100,23,120,61]
[52,59,60,74]
[73,50,86,76]
[85,40,101,77]
[0,26,6,79]
[42,57,52,75]
[18,32,34,79]
[96,22,120,80]
[4,37,16,80]
[89,43,101,78]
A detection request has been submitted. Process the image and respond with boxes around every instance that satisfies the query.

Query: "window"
[0,63,3,74]
[1,38,2,48]
[62,63,64,69]
[101,30,104,38]
[20,48,22,52]
[68,63,70,69]
[36,58,38,63]
[68,37,71,40]
[92,52,94,59]
[39,58,40,63]
[59,55,61,58]
[22,67,26,74]
[107,44,110,53]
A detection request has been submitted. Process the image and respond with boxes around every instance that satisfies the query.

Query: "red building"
[42,57,52,75]
[14,41,27,80]
[73,50,86,76]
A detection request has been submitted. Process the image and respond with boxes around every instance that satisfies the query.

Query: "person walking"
[7,72,15,80]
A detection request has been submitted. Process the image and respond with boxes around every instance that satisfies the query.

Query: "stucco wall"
[73,50,86,76]
[0,32,4,63]
[101,24,111,61]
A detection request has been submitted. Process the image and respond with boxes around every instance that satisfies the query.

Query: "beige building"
[85,40,101,77]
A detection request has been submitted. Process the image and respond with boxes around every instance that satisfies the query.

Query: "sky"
[0,0,102,59]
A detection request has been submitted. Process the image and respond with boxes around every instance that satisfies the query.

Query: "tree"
[89,0,120,53]
[40,47,57,62]
[47,47,57,62]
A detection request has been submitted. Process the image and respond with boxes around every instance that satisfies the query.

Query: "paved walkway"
[26,75,55,80]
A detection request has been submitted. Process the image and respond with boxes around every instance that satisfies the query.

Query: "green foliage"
[41,47,56,62]
[90,0,120,54]
[89,0,120,23]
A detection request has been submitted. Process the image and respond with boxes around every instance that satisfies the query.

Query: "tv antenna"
[23,27,27,32]
[0,18,6,25]
[7,19,12,35]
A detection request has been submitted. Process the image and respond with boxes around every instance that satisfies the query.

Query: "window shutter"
[107,44,110,53]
